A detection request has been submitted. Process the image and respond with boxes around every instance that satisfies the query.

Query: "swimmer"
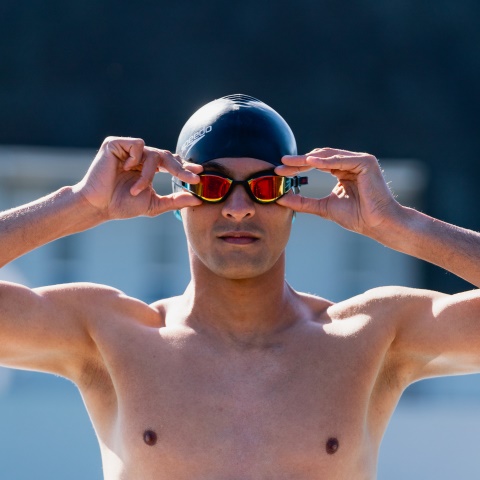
[2,94,480,479]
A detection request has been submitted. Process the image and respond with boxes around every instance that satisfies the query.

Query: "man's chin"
[190,247,285,280]
[208,259,272,281]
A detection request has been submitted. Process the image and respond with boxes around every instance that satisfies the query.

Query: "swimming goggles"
[173,169,308,204]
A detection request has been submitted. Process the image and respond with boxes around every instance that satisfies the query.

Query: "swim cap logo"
[181,125,212,154]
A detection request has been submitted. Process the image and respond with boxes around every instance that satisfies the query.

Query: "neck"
[182,256,300,347]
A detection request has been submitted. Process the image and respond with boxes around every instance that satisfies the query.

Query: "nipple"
[143,430,157,446]
[326,437,339,455]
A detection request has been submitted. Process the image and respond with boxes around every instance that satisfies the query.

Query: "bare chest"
[86,324,389,479]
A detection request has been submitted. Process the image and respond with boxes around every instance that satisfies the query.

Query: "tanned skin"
[1,137,480,479]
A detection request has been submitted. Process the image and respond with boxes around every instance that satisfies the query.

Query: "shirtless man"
[1,94,480,479]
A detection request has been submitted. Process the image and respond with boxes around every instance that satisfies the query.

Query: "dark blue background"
[1,0,479,293]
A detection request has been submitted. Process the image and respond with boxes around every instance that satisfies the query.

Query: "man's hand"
[75,136,203,220]
[275,148,400,234]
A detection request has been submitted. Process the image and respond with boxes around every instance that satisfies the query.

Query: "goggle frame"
[174,169,308,204]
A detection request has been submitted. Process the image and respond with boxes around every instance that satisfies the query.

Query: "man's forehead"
[202,157,275,177]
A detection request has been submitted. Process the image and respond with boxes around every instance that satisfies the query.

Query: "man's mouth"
[218,231,260,245]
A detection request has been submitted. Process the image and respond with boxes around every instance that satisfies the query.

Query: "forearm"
[0,186,106,268]
[371,205,480,287]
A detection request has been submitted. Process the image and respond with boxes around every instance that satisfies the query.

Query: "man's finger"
[150,148,201,184]
[306,147,365,158]
[280,155,310,166]
[107,137,145,169]
[130,151,159,196]
[276,193,330,219]
[306,154,377,174]
[182,162,204,175]
[275,164,312,176]
[148,191,202,217]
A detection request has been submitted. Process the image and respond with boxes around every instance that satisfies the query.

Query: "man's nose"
[221,184,255,220]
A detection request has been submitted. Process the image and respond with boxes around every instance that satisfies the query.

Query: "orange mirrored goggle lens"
[249,176,286,202]
[195,175,232,202]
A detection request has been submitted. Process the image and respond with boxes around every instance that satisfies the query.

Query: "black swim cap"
[175,94,297,166]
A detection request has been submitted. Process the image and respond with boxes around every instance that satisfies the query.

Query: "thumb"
[148,192,202,217]
[276,193,330,219]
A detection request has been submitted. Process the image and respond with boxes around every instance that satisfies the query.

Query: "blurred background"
[1,0,480,478]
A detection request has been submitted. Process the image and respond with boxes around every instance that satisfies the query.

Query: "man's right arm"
[1,136,202,267]
[0,280,119,378]
[0,186,104,268]
[0,184,107,379]
[0,136,202,377]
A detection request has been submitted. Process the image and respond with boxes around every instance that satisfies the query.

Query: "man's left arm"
[275,147,480,287]
[276,148,480,376]
[361,286,480,379]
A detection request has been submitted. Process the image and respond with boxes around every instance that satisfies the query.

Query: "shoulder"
[334,285,440,308]
[35,281,123,296]
[295,286,431,323]
[34,282,128,310]
[36,282,163,327]
[326,285,443,326]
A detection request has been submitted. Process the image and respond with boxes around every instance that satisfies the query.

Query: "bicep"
[393,288,480,380]
[0,281,96,377]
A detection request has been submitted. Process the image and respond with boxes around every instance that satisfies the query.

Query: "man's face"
[181,157,294,280]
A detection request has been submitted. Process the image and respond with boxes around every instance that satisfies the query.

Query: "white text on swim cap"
[181,125,213,154]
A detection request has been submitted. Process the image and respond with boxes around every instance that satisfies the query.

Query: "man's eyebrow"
[201,161,231,175]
